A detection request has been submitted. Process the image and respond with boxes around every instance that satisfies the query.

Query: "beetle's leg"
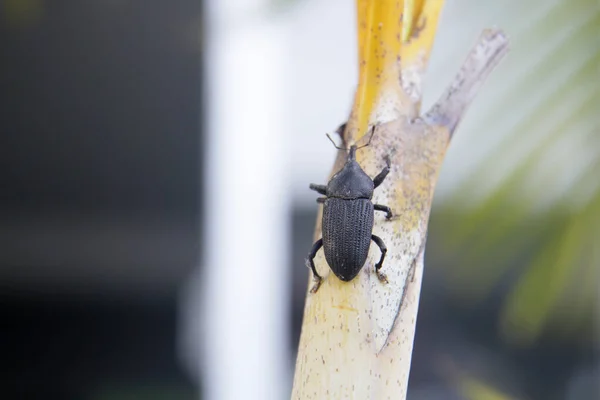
[374,204,393,220]
[305,238,324,293]
[371,234,389,284]
[316,197,326,204]
[309,184,327,195]
[372,156,391,189]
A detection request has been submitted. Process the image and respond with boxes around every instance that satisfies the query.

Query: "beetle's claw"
[310,277,323,294]
[376,269,389,284]
[386,211,393,220]
[384,154,391,167]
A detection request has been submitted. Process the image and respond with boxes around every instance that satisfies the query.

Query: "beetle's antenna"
[326,133,345,150]
[356,125,377,150]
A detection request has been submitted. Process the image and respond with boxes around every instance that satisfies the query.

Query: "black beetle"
[306,130,393,293]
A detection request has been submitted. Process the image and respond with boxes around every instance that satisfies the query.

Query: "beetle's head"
[326,124,377,156]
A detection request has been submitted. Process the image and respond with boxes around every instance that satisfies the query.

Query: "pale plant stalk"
[291,1,509,398]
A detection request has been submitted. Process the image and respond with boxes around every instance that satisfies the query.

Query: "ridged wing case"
[322,198,374,281]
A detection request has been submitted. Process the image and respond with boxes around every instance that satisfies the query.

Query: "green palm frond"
[459,375,518,400]
[431,0,600,346]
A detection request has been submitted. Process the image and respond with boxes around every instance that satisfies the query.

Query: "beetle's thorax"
[326,147,374,199]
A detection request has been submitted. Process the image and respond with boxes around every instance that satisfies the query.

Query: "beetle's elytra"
[306,138,393,293]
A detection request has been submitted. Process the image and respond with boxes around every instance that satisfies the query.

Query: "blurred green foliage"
[430,0,599,348]
[2,0,43,28]
[460,375,516,400]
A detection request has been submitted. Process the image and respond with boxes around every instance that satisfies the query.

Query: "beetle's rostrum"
[306,143,393,293]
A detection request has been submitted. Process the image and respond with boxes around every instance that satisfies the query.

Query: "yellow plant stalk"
[349,0,443,141]
[291,1,509,399]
